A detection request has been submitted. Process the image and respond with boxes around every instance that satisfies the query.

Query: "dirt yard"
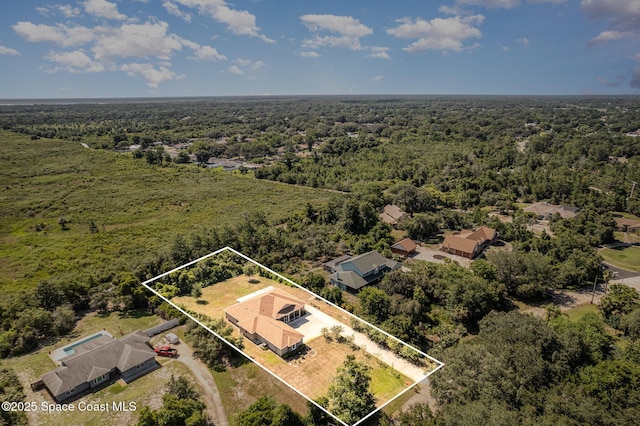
[172,275,419,406]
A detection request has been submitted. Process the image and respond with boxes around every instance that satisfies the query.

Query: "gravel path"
[168,343,229,426]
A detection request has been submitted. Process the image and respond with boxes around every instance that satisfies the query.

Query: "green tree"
[326,355,376,425]
[599,284,639,328]
[358,287,391,324]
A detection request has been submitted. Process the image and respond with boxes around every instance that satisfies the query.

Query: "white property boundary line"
[140,246,444,426]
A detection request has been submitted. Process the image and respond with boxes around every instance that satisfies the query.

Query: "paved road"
[602,262,640,280]
[169,343,229,426]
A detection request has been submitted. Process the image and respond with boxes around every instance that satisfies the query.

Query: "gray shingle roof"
[41,330,156,398]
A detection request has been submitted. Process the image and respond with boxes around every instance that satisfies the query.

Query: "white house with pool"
[41,330,157,402]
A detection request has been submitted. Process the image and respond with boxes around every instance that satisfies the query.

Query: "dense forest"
[1,96,640,425]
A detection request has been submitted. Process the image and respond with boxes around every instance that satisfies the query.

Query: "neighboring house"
[440,226,498,259]
[614,217,640,234]
[322,254,352,273]
[224,288,305,357]
[379,204,410,226]
[328,251,401,292]
[41,331,157,403]
[523,202,580,219]
[390,238,418,258]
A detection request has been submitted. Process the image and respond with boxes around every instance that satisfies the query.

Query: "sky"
[0,0,639,98]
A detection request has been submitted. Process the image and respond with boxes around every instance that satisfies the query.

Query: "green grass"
[0,131,340,293]
[563,303,598,322]
[369,363,411,402]
[601,246,640,273]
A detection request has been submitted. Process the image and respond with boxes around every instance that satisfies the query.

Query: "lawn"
[563,303,599,322]
[601,246,640,272]
[0,131,339,293]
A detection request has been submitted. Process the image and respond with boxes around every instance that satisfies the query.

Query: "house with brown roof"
[224,288,305,357]
[391,238,418,258]
[40,330,157,403]
[614,217,640,234]
[379,204,410,226]
[523,202,580,219]
[440,226,498,259]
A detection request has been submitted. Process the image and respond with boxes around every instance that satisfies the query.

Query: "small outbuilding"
[390,238,418,258]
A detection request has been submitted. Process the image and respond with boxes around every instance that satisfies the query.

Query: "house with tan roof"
[440,226,498,259]
[224,287,305,357]
[40,330,157,403]
[614,217,640,234]
[391,238,418,258]
[379,204,410,226]
[523,202,580,219]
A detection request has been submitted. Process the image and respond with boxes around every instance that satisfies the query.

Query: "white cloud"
[367,46,390,59]
[455,0,565,8]
[174,0,273,42]
[0,44,19,55]
[300,14,373,51]
[120,62,184,88]
[179,38,226,61]
[516,37,529,47]
[228,58,265,76]
[163,1,192,22]
[58,4,82,18]
[45,50,105,73]
[457,0,521,8]
[370,75,383,83]
[83,0,127,20]
[91,21,184,61]
[228,65,243,75]
[13,22,96,47]
[298,50,319,58]
[582,0,640,32]
[589,30,635,45]
[387,15,484,53]
[300,14,373,38]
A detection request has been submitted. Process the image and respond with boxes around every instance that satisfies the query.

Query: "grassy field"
[601,246,640,272]
[0,131,339,293]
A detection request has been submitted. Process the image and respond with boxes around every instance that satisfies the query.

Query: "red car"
[154,345,178,357]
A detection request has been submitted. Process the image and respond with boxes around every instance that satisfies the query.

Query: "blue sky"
[0,0,639,97]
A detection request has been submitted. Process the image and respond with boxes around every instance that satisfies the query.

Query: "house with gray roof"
[41,330,157,403]
[328,251,401,292]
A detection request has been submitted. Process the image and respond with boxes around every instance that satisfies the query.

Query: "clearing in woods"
[143,247,443,426]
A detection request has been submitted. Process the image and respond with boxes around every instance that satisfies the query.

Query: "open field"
[0,131,339,293]
[601,246,640,273]
[172,272,429,409]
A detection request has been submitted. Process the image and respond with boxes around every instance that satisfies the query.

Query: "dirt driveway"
[167,343,229,426]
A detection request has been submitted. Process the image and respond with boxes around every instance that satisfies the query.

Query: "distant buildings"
[440,226,498,259]
[523,202,580,219]
[379,204,410,226]
[224,287,305,357]
[325,251,401,292]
